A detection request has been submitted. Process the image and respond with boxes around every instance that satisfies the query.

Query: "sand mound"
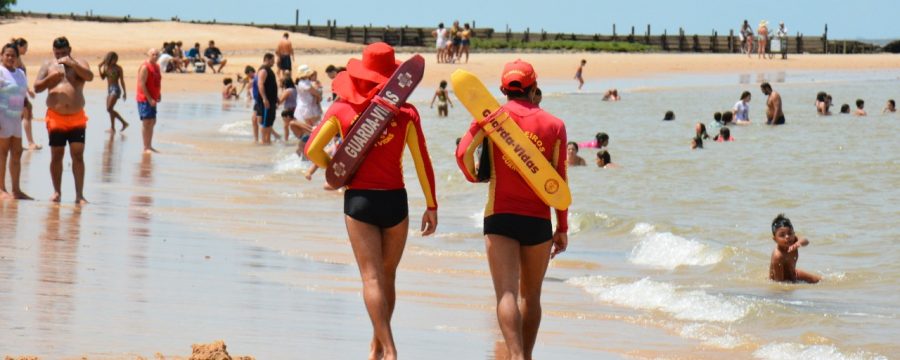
[187,340,253,360]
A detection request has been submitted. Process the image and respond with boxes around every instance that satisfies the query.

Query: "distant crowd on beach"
[432,20,474,64]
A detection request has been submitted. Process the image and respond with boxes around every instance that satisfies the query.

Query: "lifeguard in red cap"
[456,59,569,360]
[304,42,438,360]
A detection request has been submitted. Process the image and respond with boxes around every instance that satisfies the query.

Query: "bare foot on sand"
[106,128,116,133]
[121,121,130,131]
[13,191,33,200]
[28,143,42,150]
[369,339,383,360]
[50,192,61,202]
[143,147,159,154]
[0,191,13,200]
[76,197,89,205]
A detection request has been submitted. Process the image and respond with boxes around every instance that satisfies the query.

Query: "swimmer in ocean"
[769,214,820,284]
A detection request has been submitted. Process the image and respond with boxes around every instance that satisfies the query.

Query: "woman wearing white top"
[733,91,752,124]
[292,65,323,149]
[433,23,449,63]
[0,43,32,200]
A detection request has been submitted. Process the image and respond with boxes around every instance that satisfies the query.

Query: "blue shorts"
[138,101,157,120]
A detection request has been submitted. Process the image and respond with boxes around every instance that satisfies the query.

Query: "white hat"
[296,64,315,78]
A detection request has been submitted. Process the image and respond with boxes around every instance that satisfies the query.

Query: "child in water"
[714,127,734,142]
[595,150,617,168]
[566,142,586,166]
[222,78,238,100]
[769,214,820,283]
[430,80,453,117]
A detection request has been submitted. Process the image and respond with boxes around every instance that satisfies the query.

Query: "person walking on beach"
[456,60,568,360]
[256,53,278,144]
[12,38,41,150]
[575,59,586,90]
[33,37,94,204]
[0,42,33,200]
[761,82,785,125]
[757,20,769,59]
[276,33,294,83]
[304,42,439,360]
[204,40,227,74]
[98,51,129,133]
[137,48,162,154]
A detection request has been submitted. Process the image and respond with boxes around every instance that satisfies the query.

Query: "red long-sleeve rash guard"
[305,100,438,210]
[455,99,568,233]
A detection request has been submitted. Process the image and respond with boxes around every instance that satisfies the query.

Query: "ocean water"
[1,69,897,359]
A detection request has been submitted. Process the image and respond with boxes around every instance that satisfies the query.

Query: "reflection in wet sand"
[128,154,155,307]
[0,201,21,328]
[101,132,126,184]
[36,205,82,344]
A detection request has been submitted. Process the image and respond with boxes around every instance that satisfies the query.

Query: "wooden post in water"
[295,9,299,26]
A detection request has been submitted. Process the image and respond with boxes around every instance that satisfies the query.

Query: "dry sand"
[4,17,898,96]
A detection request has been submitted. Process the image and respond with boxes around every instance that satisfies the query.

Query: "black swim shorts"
[344,189,409,228]
[258,104,277,128]
[484,213,553,246]
[278,55,292,71]
[48,128,86,147]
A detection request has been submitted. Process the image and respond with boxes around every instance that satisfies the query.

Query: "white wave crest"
[753,342,888,360]
[628,226,723,269]
[566,276,748,323]
[219,120,252,136]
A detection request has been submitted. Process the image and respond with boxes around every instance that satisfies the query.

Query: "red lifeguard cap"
[500,59,537,92]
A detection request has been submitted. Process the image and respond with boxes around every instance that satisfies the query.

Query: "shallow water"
[1,68,898,359]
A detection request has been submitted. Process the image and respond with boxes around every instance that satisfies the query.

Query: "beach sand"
[6,18,899,96]
[2,18,898,359]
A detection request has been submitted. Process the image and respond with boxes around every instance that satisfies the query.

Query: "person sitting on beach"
[839,103,851,114]
[204,40,227,74]
[854,99,867,116]
[222,78,238,100]
[575,59,586,90]
[596,150,617,168]
[883,99,896,114]
[713,127,734,142]
[430,80,453,117]
[566,142,586,166]
[734,91,752,124]
[173,41,187,72]
[157,42,176,73]
[695,122,710,140]
[761,82,785,125]
[602,88,620,101]
[691,136,703,150]
[663,110,675,121]
[769,213,820,284]
[579,132,608,149]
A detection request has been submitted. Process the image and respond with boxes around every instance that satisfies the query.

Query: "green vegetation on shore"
[471,38,658,52]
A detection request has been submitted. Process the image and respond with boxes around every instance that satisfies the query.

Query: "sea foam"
[566,275,749,323]
[628,223,724,269]
[219,120,253,136]
[753,342,888,360]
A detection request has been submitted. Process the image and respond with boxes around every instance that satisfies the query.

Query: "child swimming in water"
[769,214,820,283]
[713,127,734,142]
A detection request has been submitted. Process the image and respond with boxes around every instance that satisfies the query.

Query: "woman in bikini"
[430,80,453,117]
[98,51,129,132]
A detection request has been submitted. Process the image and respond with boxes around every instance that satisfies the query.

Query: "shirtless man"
[34,37,94,204]
[275,33,294,83]
[761,82,785,125]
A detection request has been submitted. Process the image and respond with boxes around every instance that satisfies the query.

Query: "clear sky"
[11,0,898,40]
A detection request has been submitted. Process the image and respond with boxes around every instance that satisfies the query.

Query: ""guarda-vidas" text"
[490,117,540,174]
[345,105,392,158]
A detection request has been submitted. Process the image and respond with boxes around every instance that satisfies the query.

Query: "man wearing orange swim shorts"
[34,37,94,204]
